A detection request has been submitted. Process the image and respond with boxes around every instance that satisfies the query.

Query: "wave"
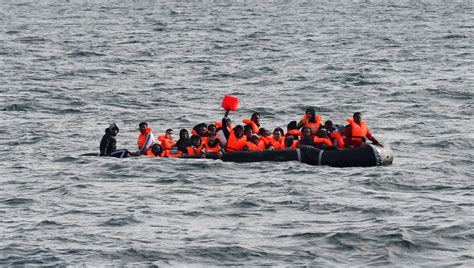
[67,50,106,57]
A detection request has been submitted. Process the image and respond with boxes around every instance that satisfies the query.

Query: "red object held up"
[222,95,239,111]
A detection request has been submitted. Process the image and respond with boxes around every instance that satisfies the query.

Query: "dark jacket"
[176,139,191,154]
[100,128,117,156]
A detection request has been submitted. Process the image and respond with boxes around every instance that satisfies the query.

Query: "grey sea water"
[1,0,473,266]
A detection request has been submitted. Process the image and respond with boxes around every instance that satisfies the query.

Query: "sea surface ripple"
[0,1,473,266]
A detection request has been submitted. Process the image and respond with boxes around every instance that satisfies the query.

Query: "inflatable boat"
[206,144,393,167]
[86,144,393,167]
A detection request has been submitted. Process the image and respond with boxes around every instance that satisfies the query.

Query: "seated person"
[296,107,323,135]
[222,116,246,152]
[245,134,265,151]
[313,129,335,150]
[176,129,191,154]
[267,127,285,149]
[131,122,156,156]
[99,123,129,158]
[242,112,261,134]
[204,132,224,158]
[158,128,176,150]
[344,112,381,148]
[185,135,205,157]
[284,135,298,149]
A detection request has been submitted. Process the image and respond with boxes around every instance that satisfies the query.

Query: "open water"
[1,0,473,266]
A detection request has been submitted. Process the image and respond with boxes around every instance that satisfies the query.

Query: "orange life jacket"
[158,135,176,150]
[330,131,345,149]
[245,140,265,151]
[285,140,299,149]
[162,147,183,158]
[186,144,204,156]
[302,115,322,135]
[259,136,271,147]
[313,137,333,147]
[226,131,247,152]
[269,136,284,149]
[242,119,260,134]
[137,128,154,156]
[204,140,222,153]
[346,118,368,143]
[286,129,303,138]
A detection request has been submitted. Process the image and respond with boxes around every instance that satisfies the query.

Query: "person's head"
[353,112,362,124]
[190,135,202,147]
[233,125,244,138]
[301,127,312,138]
[179,129,189,140]
[284,135,294,147]
[196,123,208,137]
[258,128,267,136]
[305,107,316,118]
[207,124,217,133]
[251,112,261,125]
[109,123,119,137]
[207,132,219,146]
[316,129,328,138]
[151,144,163,156]
[324,120,333,130]
[249,134,259,145]
[244,124,253,138]
[287,120,297,131]
[139,122,148,134]
[165,128,174,139]
[273,127,284,140]
[225,118,232,127]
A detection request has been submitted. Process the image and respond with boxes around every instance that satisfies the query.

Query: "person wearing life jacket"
[298,127,315,147]
[158,128,176,150]
[132,122,156,156]
[162,144,183,158]
[258,128,271,148]
[284,135,299,149]
[243,124,254,140]
[150,144,164,157]
[186,135,206,157]
[176,129,191,154]
[313,129,335,150]
[296,107,323,135]
[286,120,301,141]
[242,112,261,134]
[99,123,129,158]
[245,134,265,151]
[343,112,382,148]
[204,132,224,158]
[222,116,247,152]
[268,127,285,149]
[192,123,208,144]
[324,120,345,149]
[207,124,217,134]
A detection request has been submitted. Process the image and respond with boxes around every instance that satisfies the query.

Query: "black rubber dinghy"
[84,144,393,167]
